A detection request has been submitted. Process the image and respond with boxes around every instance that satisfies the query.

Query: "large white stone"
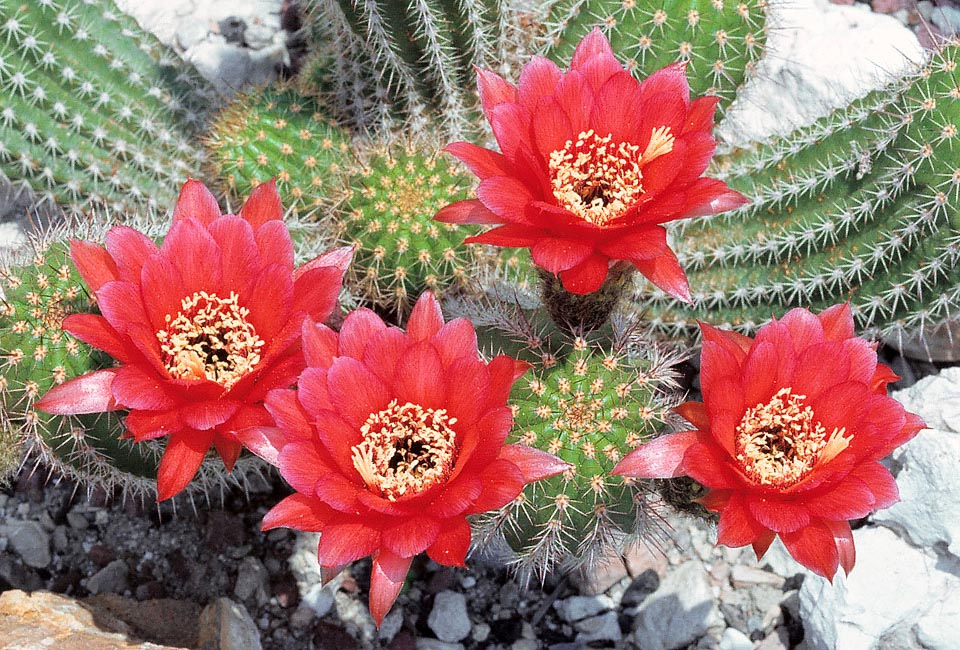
[718,0,924,145]
[799,526,960,650]
[891,367,960,433]
[632,561,723,650]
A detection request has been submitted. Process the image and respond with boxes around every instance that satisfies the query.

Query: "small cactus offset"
[463,296,683,578]
[542,0,769,117]
[0,226,267,504]
[325,136,483,313]
[0,0,213,215]
[300,0,505,138]
[204,86,352,217]
[638,42,960,351]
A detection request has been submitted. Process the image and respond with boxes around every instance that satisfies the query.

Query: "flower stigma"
[735,387,851,488]
[548,127,675,226]
[351,399,458,501]
[156,291,264,390]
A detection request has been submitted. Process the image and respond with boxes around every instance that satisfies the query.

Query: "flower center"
[734,387,851,488]
[156,291,264,390]
[548,127,675,226]
[351,399,458,501]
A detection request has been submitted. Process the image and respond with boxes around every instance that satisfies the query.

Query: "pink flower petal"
[172,178,222,226]
[489,102,532,161]
[293,244,355,282]
[97,280,151,334]
[476,67,518,123]
[338,308,388,360]
[570,27,616,71]
[156,428,216,501]
[253,220,295,273]
[35,369,121,414]
[406,291,444,342]
[435,199,505,224]
[239,177,283,227]
[612,430,699,478]
[302,320,338,368]
[70,239,119,292]
[368,550,413,628]
[297,366,333,415]
[432,318,479,367]
[105,226,160,283]
[498,444,571,482]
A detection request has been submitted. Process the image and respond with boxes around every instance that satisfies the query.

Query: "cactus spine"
[1,226,267,504]
[638,43,960,351]
[542,0,769,117]
[0,0,213,216]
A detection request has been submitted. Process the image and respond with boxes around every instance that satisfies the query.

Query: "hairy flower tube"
[436,28,747,299]
[240,292,570,626]
[36,179,352,501]
[613,304,925,579]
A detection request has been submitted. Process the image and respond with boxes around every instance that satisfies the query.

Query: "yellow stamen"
[156,291,264,390]
[735,387,850,488]
[351,399,458,501]
[548,126,675,226]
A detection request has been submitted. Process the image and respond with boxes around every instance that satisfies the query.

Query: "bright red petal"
[435,199,504,225]
[674,401,710,430]
[368,551,413,628]
[497,444,571,482]
[110,365,176,411]
[558,254,609,295]
[612,430,699,478]
[631,247,692,303]
[746,496,811,533]
[156,428,216,501]
[317,521,381,566]
[262,493,332,532]
[213,435,242,472]
[293,244,355,282]
[70,239,119,292]
[239,178,283,227]
[172,178,222,226]
[817,303,855,341]
[426,517,472,567]
[302,320,339,368]
[476,175,535,222]
[104,226,160,282]
[61,314,132,363]
[383,516,441,558]
[780,520,841,580]
[465,460,525,513]
[292,265,345,323]
[35,369,121,414]
[683,96,720,135]
[716,492,768,547]
[277,441,326,495]
[679,178,749,219]
[531,237,593,274]
[406,291,444,342]
[445,142,513,180]
[826,519,856,575]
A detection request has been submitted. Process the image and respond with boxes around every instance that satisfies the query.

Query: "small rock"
[378,608,404,643]
[66,511,89,531]
[719,627,754,650]
[86,560,129,595]
[313,621,358,650]
[427,591,471,643]
[931,6,960,34]
[757,627,791,650]
[4,520,51,569]
[289,606,314,629]
[203,511,247,552]
[52,526,69,553]
[234,557,270,607]
[633,561,724,650]
[218,16,247,44]
[416,640,464,650]
[621,569,660,608]
[302,584,335,617]
[471,623,490,643]
[575,611,622,644]
[244,22,276,49]
[730,565,786,589]
[89,544,117,568]
[555,594,614,622]
[176,18,211,51]
[198,597,263,650]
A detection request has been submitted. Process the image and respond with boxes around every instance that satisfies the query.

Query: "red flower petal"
[139,254,187,331]
[746,496,811,533]
[313,409,364,477]
[598,225,668,262]
[444,142,513,180]
[234,425,286,465]
[338,308,387,360]
[426,517,472,567]
[430,475,483,518]
[683,96,720,135]
[297,366,333,415]
[70,239,119,292]
[849,460,899,510]
[253,220,295,273]
[465,459,525,513]
[156,428,216,501]
[368,550,413,628]
[362,327,408,386]
[293,244,354,282]
[826,519,856,575]
[302,320,338,368]
[631,247,692,303]
[433,318,479,367]
[97,280,151,333]
[518,56,563,112]
[716,493,767,547]
[172,178,222,225]
[393,341,445,409]
[497,444,571,482]
[317,520,381,566]
[532,97,574,158]
[558,254,609,295]
[612,430,699,478]
[476,67,518,123]
[406,291,444,342]
[125,409,182,441]
[464,224,543,247]
[35,369,121,414]
[570,27,616,70]
[435,199,504,224]
[780,520,842,580]
[591,71,644,143]
[477,175,535,222]
[245,263,294,341]
[207,216,260,294]
[213,435,242,472]
[61,314,132,363]
[314,472,362,513]
[682,439,744,488]
[741,341,778,407]
[383,516,441,557]
[262,493,332,532]
[180,400,241,430]
[752,530,777,560]
[674,401,710,430]
[817,302,855,341]
[291,265,345,324]
[110,365,177,411]
[486,355,530,407]
[679,178,749,219]
[489,102,532,161]
[780,307,827,352]
[801,476,877,521]
[105,226,160,282]
[531,237,593,274]
[278,441,326,495]
[161,218,223,295]
[239,178,283,227]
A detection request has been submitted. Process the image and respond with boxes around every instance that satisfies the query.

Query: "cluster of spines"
[299,0,504,138]
[323,137,483,313]
[204,85,352,218]
[0,0,212,216]
[637,42,960,353]
[0,228,266,505]
[542,0,769,117]
[463,297,681,579]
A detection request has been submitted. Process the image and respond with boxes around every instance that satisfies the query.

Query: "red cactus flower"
[36,179,352,501]
[436,28,747,299]
[613,304,925,579]
[241,292,569,626]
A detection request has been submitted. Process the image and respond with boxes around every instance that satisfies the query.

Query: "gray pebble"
[86,559,129,595]
[427,591,471,643]
[52,526,69,553]
[510,641,538,650]
[66,511,89,531]
[575,611,622,644]
[719,627,753,650]
[234,556,270,606]
[5,521,51,569]
[416,640,464,650]
[555,594,613,622]
[378,608,404,643]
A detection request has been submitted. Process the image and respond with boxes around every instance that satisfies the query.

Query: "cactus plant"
[637,43,960,353]
[460,294,683,578]
[298,0,506,138]
[0,0,214,216]
[542,0,769,118]
[0,224,268,504]
[204,85,352,218]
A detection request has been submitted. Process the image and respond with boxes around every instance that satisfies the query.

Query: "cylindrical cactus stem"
[1,228,267,504]
[538,262,636,334]
[637,43,960,350]
[0,0,214,216]
[204,86,352,218]
[541,0,769,118]
[464,295,684,579]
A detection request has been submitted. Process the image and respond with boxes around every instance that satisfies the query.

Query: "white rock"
[427,591,471,643]
[575,611,622,644]
[720,627,754,650]
[891,367,960,433]
[632,561,723,650]
[187,40,253,94]
[301,583,335,617]
[176,18,212,51]
[555,594,614,622]
[0,222,25,249]
[915,595,960,650]
[2,521,51,569]
[718,0,924,145]
[799,526,960,650]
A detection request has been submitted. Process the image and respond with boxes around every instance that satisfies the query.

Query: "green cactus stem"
[637,43,960,353]
[0,0,214,216]
[542,0,768,118]
[204,85,352,218]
